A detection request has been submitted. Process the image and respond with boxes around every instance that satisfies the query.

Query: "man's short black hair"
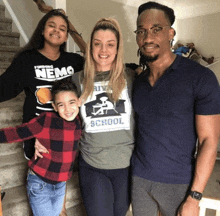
[138,1,175,26]
[51,78,78,102]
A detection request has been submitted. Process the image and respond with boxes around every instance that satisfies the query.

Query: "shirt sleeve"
[195,68,220,115]
[0,54,25,102]
[73,53,84,72]
[0,112,46,143]
[72,72,82,96]
[64,52,84,73]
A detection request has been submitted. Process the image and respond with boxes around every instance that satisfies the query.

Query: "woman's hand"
[34,139,49,160]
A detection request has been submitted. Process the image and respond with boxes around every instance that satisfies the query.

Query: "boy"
[0,79,81,216]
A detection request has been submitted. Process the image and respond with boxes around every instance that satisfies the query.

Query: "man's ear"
[169,28,175,41]
[52,102,57,112]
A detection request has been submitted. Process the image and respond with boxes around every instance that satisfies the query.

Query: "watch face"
[191,191,202,200]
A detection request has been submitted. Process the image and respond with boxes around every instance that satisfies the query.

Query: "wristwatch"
[189,191,203,200]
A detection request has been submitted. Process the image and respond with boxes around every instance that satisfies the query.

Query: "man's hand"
[177,196,200,216]
[34,139,49,160]
[34,0,53,13]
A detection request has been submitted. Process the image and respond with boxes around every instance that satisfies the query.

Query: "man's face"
[136,9,174,62]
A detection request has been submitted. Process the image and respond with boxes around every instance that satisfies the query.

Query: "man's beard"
[142,53,159,63]
[139,51,159,68]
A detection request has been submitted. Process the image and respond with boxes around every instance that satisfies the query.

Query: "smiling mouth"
[99,55,108,59]
[142,44,158,52]
[65,112,73,117]
[50,34,59,38]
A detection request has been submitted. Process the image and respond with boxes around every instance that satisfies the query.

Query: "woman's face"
[92,29,118,71]
[43,15,68,48]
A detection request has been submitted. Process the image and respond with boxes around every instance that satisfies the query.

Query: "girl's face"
[92,30,118,72]
[43,16,68,48]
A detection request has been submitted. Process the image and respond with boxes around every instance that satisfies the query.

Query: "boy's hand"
[34,139,49,160]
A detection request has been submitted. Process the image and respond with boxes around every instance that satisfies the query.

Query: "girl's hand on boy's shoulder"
[34,139,49,160]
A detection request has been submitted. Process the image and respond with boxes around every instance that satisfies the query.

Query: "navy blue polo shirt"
[132,55,220,184]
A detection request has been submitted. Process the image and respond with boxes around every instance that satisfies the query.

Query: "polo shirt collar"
[144,54,180,75]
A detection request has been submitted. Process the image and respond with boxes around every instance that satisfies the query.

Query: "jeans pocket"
[27,174,46,198]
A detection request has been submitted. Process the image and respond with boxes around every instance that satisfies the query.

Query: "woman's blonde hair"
[81,18,125,103]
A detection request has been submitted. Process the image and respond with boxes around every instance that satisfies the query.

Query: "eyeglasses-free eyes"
[134,25,170,38]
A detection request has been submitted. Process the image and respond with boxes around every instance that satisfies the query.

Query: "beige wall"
[176,12,220,82]
[66,0,139,63]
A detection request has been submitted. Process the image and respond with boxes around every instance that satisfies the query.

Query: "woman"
[35,17,136,215]
[72,18,135,216]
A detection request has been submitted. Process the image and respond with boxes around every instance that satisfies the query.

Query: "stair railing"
[2,0,29,43]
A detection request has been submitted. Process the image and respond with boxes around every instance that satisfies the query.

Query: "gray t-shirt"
[72,68,135,169]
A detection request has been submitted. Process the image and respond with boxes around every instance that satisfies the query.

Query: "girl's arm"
[0,57,24,102]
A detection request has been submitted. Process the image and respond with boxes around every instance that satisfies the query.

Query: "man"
[132,2,220,216]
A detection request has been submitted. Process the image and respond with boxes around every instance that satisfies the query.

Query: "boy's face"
[52,91,80,121]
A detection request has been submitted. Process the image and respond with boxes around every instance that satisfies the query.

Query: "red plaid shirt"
[0,112,81,183]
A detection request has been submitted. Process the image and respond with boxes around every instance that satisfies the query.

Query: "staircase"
[0,4,86,216]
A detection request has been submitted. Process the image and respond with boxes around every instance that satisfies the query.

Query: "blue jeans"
[26,171,66,216]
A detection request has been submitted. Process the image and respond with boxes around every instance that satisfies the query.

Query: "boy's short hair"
[51,78,78,102]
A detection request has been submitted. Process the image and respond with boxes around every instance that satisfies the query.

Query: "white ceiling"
[112,0,220,19]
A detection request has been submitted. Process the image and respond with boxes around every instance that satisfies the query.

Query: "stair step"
[0,93,25,129]
[66,203,87,216]
[0,152,28,189]
[2,185,32,216]
[0,142,24,157]
[0,45,20,63]
[0,92,25,157]
[66,172,84,208]
[0,62,11,74]
[0,62,11,68]
[0,17,12,31]
[0,5,5,19]
[0,31,20,46]
[0,45,21,52]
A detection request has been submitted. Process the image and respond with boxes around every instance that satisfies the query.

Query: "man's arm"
[68,21,86,54]
[178,114,220,216]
